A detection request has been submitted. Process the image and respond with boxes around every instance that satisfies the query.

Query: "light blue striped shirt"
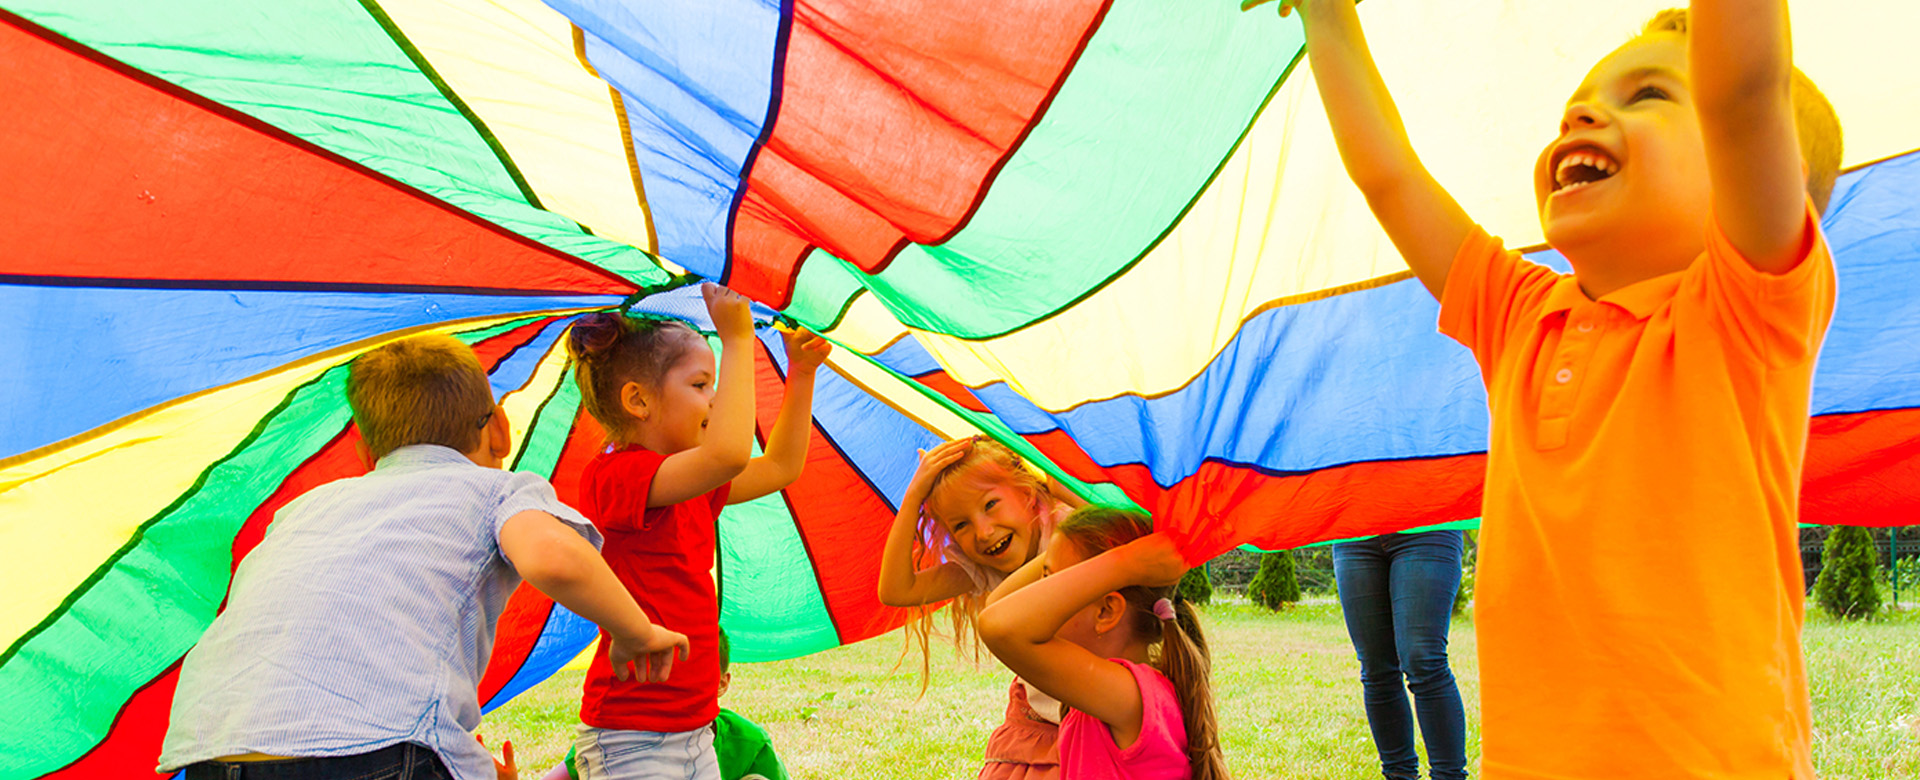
[158,445,601,780]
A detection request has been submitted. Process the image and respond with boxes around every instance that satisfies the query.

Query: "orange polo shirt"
[1439,206,1833,780]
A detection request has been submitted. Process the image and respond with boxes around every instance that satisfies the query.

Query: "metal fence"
[1202,526,1917,605]
[1800,525,1920,603]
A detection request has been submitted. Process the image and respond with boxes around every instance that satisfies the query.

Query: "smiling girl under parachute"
[877,435,1086,780]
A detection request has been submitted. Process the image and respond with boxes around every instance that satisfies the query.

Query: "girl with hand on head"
[564,282,830,780]
[878,436,1085,779]
[979,508,1229,780]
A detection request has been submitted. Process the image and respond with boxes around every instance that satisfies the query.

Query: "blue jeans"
[1334,530,1468,780]
[181,743,451,780]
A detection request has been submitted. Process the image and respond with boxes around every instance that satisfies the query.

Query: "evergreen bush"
[1815,525,1882,620]
[1452,563,1475,617]
[1248,551,1301,610]
[1178,566,1213,606]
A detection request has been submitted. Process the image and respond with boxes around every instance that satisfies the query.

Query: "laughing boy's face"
[1534,32,1712,266]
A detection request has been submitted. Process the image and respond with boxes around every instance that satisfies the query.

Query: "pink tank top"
[1056,659,1190,779]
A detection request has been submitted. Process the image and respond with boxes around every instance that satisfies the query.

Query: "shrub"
[1453,563,1475,617]
[1815,525,1882,620]
[1178,565,1214,605]
[1248,551,1301,610]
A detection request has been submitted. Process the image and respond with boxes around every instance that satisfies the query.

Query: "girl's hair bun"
[568,311,627,361]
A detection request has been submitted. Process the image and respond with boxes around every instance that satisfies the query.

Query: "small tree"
[1178,566,1214,606]
[1815,525,1882,620]
[1248,551,1301,610]
[1452,563,1475,617]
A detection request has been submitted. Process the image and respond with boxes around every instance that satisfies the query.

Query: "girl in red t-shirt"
[877,436,1084,779]
[563,283,829,780]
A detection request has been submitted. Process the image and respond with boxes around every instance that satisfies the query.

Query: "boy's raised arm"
[1257,0,1474,300]
[1688,0,1809,273]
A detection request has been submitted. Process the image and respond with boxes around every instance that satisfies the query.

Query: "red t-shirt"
[576,444,729,733]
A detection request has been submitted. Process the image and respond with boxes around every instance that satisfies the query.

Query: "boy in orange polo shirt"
[1255,0,1841,776]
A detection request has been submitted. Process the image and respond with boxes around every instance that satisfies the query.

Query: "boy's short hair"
[346,334,496,461]
[1642,9,1845,213]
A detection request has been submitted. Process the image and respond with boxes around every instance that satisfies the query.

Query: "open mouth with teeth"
[1553,147,1620,193]
[981,534,1013,557]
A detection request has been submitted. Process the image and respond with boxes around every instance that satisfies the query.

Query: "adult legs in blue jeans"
[1334,530,1468,780]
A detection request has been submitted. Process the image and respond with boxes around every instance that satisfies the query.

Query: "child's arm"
[983,553,1046,608]
[1254,0,1474,300]
[500,510,691,681]
[1688,0,1810,272]
[978,534,1189,743]
[1045,474,1090,511]
[648,284,758,508]
[728,328,832,504]
[877,437,983,607]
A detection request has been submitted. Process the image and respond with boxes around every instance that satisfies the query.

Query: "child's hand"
[701,282,755,341]
[609,626,692,682]
[1121,533,1189,589]
[476,735,516,780]
[781,327,832,373]
[1240,0,1311,18]
[905,436,977,500]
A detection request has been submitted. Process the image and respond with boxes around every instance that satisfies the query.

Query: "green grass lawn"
[482,597,1920,779]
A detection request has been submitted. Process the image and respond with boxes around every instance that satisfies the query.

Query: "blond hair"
[346,334,495,461]
[1641,9,1844,212]
[902,438,1056,690]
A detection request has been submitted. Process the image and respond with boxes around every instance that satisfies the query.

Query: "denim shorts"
[573,724,718,780]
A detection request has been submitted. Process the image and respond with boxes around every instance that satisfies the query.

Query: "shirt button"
[1555,368,1573,384]
[1577,322,1594,333]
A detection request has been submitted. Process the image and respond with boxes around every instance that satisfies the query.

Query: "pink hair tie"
[1152,598,1176,621]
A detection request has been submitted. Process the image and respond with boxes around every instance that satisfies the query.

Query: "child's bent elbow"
[976,608,1014,645]
[517,551,585,593]
[875,582,911,607]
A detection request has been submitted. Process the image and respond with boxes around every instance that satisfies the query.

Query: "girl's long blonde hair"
[902,438,1056,689]
[1056,507,1229,780]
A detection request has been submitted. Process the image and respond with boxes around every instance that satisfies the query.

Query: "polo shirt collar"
[1535,270,1684,322]
[376,443,475,471]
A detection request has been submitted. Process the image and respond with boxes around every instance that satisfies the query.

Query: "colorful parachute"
[4,1,1919,778]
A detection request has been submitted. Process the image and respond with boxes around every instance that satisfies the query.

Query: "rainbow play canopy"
[4,1,1919,777]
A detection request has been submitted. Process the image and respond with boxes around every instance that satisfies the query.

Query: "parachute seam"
[572,24,662,256]
[0,320,544,672]
[355,0,547,213]
[798,43,1309,342]
[753,338,850,646]
[720,0,799,288]
[0,9,646,299]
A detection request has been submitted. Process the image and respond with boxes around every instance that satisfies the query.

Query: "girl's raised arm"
[649,284,757,508]
[877,438,982,607]
[729,328,832,504]
[978,534,1188,746]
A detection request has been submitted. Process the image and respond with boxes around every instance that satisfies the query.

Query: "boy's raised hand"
[608,625,691,683]
[781,327,832,373]
[701,282,755,341]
